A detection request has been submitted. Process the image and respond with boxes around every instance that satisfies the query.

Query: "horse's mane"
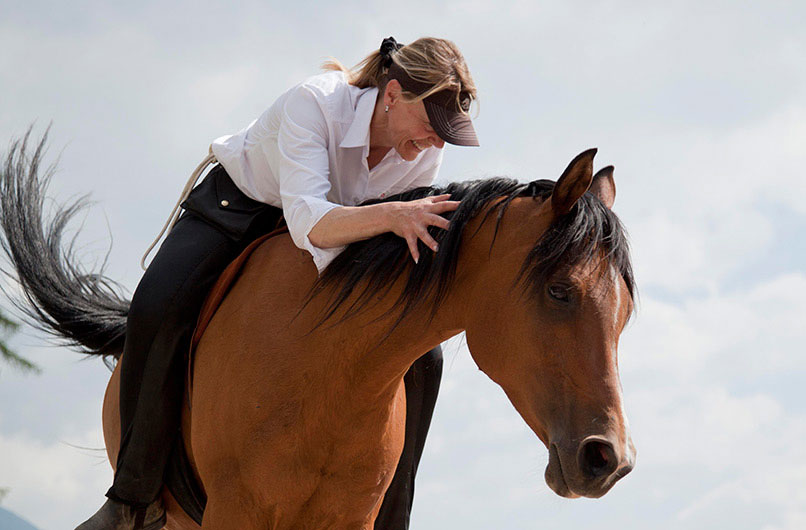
[309,177,635,331]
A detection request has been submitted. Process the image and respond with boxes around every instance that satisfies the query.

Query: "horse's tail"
[0,129,130,368]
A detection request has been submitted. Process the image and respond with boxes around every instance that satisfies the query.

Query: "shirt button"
[220,200,230,207]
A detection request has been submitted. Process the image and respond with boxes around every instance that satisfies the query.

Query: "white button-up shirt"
[211,71,444,272]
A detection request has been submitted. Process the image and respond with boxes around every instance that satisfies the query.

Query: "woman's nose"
[431,135,445,149]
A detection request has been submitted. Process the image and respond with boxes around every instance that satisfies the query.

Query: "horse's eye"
[548,284,570,302]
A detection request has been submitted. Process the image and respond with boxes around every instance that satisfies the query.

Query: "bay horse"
[0,133,636,529]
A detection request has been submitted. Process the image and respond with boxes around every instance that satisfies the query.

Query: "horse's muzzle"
[545,434,635,498]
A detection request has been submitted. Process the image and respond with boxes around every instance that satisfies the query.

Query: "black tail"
[0,128,130,367]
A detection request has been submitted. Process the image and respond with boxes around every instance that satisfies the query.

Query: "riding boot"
[74,498,166,530]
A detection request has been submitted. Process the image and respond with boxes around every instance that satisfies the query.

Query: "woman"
[77,36,478,530]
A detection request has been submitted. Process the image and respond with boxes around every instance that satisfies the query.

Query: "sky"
[0,1,804,529]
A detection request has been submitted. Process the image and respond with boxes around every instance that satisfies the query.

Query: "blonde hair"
[323,37,477,113]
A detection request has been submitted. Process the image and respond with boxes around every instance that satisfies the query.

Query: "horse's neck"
[302,208,516,400]
[344,195,552,396]
[307,276,466,401]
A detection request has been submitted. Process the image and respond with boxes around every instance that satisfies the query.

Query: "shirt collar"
[340,87,378,149]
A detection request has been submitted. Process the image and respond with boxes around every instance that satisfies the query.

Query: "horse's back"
[214,232,317,332]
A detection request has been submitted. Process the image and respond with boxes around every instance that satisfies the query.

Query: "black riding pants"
[107,166,442,530]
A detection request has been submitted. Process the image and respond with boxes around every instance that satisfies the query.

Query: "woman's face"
[384,81,446,161]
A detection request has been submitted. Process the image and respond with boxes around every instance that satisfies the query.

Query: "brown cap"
[387,63,479,147]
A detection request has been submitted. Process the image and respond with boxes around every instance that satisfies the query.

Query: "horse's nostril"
[579,438,618,479]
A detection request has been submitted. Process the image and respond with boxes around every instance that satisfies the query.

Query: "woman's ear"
[385,79,401,107]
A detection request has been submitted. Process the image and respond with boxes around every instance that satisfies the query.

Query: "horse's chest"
[293,445,400,528]
[291,392,408,525]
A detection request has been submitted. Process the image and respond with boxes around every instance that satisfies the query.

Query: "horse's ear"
[551,148,597,216]
[590,166,616,209]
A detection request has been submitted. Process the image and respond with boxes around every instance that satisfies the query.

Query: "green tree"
[0,310,37,506]
[0,309,39,374]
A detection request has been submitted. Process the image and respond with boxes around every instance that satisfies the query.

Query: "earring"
[384,105,389,112]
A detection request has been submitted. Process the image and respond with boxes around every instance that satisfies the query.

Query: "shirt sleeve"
[269,84,345,273]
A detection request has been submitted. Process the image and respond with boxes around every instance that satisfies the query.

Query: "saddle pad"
[165,226,290,525]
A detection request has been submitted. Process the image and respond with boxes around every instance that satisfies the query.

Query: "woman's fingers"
[417,228,439,253]
[394,197,461,264]
[405,233,420,264]
[429,200,461,214]
[426,213,451,231]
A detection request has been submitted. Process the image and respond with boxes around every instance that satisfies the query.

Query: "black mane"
[309,177,636,330]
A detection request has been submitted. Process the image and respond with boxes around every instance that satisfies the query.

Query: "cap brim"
[424,102,479,147]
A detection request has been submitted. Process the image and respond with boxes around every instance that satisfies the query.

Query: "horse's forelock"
[518,191,636,309]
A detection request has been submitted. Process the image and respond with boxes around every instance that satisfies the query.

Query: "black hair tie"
[380,36,403,68]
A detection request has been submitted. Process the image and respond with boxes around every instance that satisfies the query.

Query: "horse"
[0,132,636,529]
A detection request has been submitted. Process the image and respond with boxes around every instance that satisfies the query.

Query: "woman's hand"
[307,195,460,264]
[385,194,460,263]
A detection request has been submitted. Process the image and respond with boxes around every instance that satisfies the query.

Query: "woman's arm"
[273,83,457,269]
[308,194,460,264]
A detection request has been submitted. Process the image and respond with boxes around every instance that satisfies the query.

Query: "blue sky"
[1,1,804,529]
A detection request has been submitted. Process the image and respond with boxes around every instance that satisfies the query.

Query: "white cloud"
[676,463,806,529]
[0,429,111,530]
[1,2,805,529]
[619,103,806,295]
[621,272,806,383]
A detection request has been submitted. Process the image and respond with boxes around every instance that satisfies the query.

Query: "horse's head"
[313,149,636,497]
[462,149,636,498]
